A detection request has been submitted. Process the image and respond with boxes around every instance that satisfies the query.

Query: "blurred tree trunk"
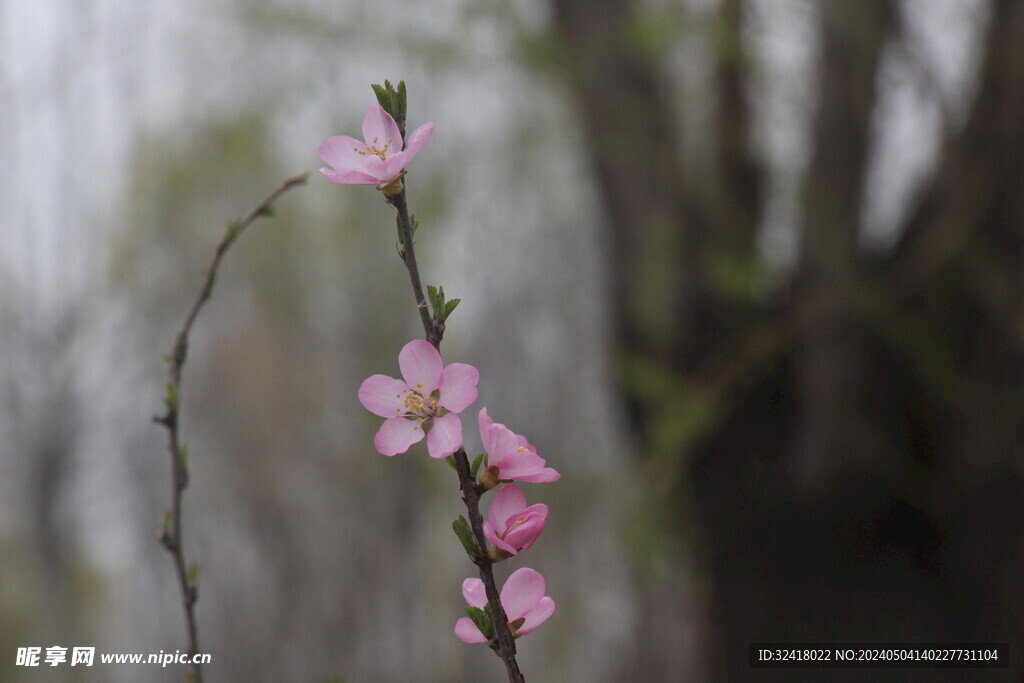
[551,0,1024,678]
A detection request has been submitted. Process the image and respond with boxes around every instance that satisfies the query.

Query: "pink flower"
[318,104,434,188]
[483,484,548,561]
[358,340,478,459]
[454,568,555,644]
[478,409,560,488]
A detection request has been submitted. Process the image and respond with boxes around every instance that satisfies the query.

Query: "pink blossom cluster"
[357,339,558,643]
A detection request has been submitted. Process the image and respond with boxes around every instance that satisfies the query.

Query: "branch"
[388,185,525,682]
[714,0,762,248]
[887,0,1024,293]
[153,172,308,683]
[390,190,442,347]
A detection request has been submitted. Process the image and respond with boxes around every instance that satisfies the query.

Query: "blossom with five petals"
[483,484,548,561]
[318,104,434,188]
[454,567,555,643]
[478,408,560,488]
[358,340,478,459]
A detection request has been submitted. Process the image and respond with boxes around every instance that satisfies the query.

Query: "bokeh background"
[2,0,1022,680]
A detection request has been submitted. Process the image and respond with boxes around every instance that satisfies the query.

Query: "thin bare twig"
[391,190,443,348]
[388,185,525,682]
[153,172,308,683]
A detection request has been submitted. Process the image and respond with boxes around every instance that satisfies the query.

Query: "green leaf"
[257,204,275,218]
[371,83,390,112]
[427,285,445,321]
[176,443,188,468]
[465,605,495,641]
[444,454,457,471]
[424,286,461,323]
[371,80,405,127]
[452,515,481,559]
[470,452,485,478]
[187,562,200,587]
[443,298,461,321]
[396,80,407,122]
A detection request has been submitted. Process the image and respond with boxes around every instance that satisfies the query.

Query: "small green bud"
[164,383,179,411]
[224,219,243,241]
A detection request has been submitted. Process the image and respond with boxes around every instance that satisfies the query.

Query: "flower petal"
[500,568,545,621]
[399,340,443,394]
[373,121,434,180]
[377,150,410,185]
[517,596,555,636]
[491,446,556,481]
[320,167,380,185]
[487,484,527,531]
[507,466,561,483]
[359,153,392,184]
[455,617,488,643]
[403,121,434,158]
[438,362,479,413]
[485,423,522,469]
[502,506,548,551]
[462,578,487,608]
[317,135,370,171]
[478,408,497,454]
[358,375,410,418]
[373,417,425,456]
[484,520,517,555]
[426,413,462,459]
[362,104,403,156]
[514,433,537,452]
